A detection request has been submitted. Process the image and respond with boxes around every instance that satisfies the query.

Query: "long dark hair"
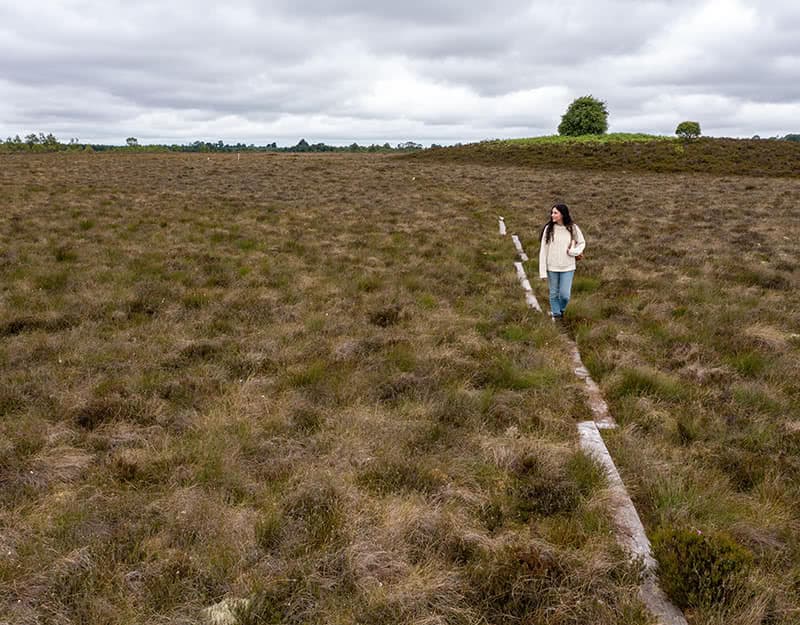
[541,203,576,244]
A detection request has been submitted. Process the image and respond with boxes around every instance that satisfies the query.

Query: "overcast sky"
[1,0,798,146]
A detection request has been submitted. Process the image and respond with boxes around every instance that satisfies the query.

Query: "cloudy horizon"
[1,0,798,146]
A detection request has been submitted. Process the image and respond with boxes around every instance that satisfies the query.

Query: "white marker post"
[570,344,616,429]
[513,262,542,311]
[578,422,687,625]
[511,234,528,261]
[498,216,507,236]
[501,217,686,625]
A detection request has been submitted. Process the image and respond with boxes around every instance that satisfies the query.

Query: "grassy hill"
[408,134,800,178]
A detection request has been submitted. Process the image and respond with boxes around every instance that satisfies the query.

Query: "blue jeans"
[547,270,574,317]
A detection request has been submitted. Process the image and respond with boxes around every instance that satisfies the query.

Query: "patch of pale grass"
[743,324,793,351]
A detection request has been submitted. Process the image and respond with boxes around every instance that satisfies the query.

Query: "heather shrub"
[652,526,752,609]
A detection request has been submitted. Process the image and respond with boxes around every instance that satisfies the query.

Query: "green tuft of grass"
[284,479,345,548]
[566,450,607,497]
[289,403,324,433]
[357,275,383,292]
[499,323,550,346]
[572,275,601,293]
[368,303,403,327]
[475,357,557,391]
[606,367,686,401]
[356,458,444,496]
[34,270,69,291]
[732,384,782,415]
[507,452,583,520]
[286,359,328,388]
[671,413,701,446]
[53,245,77,262]
[730,267,791,290]
[725,350,767,377]
[255,506,283,551]
[416,293,438,309]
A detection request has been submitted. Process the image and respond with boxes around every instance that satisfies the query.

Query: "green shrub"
[558,95,609,136]
[675,121,701,140]
[652,526,752,609]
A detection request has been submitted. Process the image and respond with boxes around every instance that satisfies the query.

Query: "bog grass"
[2,146,799,624]
[416,139,800,622]
[1,152,639,624]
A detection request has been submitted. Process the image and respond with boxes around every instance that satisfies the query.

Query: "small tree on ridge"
[558,95,609,136]
[675,121,701,140]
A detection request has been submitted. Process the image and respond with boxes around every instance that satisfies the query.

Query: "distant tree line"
[0,134,426,153]
[2,132,798,154]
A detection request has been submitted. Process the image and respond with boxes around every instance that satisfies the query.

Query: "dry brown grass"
[2,149,798,623]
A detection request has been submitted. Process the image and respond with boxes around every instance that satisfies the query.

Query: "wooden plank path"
[500,217,687,625]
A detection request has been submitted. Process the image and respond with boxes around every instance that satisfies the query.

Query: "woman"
[538,203,585,320]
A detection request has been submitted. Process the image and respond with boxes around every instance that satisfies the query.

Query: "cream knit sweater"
[538,224,586,278]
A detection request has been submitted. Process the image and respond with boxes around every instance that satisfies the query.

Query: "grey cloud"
[1,0,798,144]
[267,0,525,25]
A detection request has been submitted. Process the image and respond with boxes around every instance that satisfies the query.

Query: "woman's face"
[550,207,563,224]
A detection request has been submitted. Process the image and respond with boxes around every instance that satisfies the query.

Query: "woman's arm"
[538,228,548,279]
[568,225,586,257]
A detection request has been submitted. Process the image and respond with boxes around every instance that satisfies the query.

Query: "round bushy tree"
[557,95,609,136]
[675,121,701,139]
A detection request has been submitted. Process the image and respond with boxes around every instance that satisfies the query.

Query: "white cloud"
[0,0,798,144]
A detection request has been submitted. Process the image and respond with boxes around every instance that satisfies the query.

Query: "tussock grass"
[6,149,798,623]
[1,152,651,623]
[407,152,797,622]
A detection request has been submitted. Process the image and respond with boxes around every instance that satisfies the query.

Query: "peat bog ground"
[1,149,799,624]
